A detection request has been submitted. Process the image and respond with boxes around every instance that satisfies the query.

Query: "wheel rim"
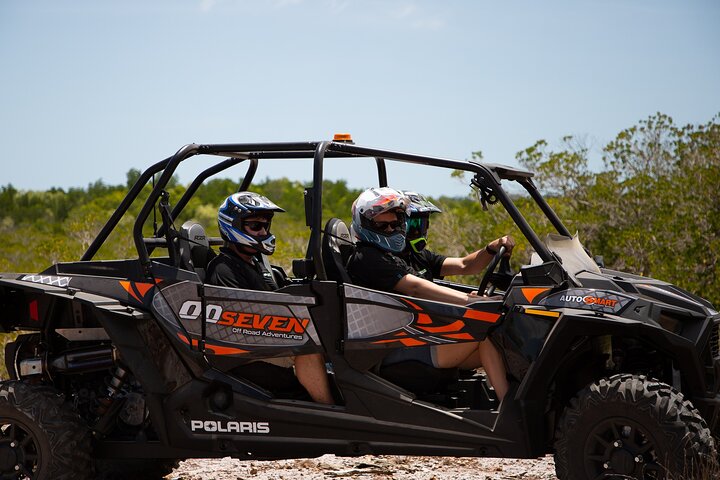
[0,420,40,480]
[583,417,665,480]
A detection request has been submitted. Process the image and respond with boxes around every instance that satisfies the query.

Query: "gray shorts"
[381,346,439,368]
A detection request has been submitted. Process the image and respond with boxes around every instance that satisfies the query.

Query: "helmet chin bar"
[408,236,428,253]
[227,230,276,256]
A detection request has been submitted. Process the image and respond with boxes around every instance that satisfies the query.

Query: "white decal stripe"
[21,275,71,287]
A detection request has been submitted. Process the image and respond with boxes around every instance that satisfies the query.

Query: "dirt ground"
[168,455,559,480]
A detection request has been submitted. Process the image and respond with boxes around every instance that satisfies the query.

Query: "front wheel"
[0,380,94,480]
[554,374,716,480]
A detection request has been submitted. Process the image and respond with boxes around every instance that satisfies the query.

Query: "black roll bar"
[307,141,330,280]
[85,138,576,282]
[375,158,388,187]
[471,165,555,263]
[238,159,259,192]
[522,180,573,238]
[82,156,172,261]
[329,143,471,170]
[150,156,257,249]
[134,144,200,275]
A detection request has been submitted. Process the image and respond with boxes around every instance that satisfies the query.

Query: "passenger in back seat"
[206,192,334,404]
[347,188,512,401]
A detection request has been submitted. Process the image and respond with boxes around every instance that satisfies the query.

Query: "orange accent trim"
[443,333,474,340]
[524,308,561,318]
[463,309,500,323]
[177,333,199,348]
[134,282,154,298]
[373,338,426,347]
[393,331,408,337]
[418,320,465,333]
[521,287,550,303]
[417,313,433,325]
[403,299,424,311]
[120,281,141,302]
[206,344,249,356]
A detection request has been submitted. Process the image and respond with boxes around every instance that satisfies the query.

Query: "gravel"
[168,455,559,480]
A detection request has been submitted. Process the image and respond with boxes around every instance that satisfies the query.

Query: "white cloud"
[392,2,446,31]
[411,17,445,31]
[272,0,303,8]
[395,4,417,19]
[326,0,351,14]
[199,0,217,12]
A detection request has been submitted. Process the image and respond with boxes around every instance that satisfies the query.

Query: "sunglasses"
[371,219,405,232]
[244,220,271,232]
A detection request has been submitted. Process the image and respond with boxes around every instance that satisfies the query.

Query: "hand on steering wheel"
[478,245,507,296]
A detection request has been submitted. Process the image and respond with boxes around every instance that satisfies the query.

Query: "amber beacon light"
[333,133,353,143]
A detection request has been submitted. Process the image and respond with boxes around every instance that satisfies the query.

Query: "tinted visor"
[406,216,429,240]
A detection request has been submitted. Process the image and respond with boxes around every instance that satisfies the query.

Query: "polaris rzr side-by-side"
[1,138,718,480]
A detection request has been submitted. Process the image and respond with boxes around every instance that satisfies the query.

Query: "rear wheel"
[0,380,93,480]
[554,374,716,480]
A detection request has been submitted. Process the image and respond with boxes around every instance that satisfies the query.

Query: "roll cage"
[82,140,572,281]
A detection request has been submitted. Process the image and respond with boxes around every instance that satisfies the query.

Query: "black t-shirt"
[348,243,445,293]
[205,247,276,291]
[402,249,446,282]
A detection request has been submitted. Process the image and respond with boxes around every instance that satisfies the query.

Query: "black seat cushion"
[322,218,354,283]
[179,221,216,281]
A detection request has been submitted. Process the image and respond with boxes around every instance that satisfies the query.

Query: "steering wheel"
[478,245,508,297]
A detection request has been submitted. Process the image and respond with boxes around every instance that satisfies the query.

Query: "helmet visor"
[406,216,430,240]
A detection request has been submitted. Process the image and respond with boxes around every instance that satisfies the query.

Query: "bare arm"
[395,274,477,305]
[439,235,516,277]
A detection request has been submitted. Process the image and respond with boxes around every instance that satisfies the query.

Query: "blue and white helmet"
[351,187,409,253]
[217,192,284,255]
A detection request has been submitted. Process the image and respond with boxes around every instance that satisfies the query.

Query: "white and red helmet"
[351,187,409,253]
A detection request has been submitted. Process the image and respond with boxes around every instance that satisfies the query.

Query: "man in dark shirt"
[206,192,334,404]
[206,245,276,290]
[347,187,513,400]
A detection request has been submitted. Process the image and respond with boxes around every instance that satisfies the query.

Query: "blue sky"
[1,0,718,198]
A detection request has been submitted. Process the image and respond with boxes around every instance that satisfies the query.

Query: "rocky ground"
[167,455,559,480]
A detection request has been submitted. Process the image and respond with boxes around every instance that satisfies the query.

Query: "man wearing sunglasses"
[347,187,511,401]
[206,192,334,405]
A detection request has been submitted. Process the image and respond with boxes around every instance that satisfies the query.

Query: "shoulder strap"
[252,256,279,291]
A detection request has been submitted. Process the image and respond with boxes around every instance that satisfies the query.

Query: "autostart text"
[558,295,618,307]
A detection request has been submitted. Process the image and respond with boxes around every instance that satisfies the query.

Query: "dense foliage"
[1,113,718,310]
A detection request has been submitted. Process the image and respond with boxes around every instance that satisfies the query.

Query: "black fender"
[515,311,712,455]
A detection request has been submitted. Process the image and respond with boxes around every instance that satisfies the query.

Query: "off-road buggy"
[1,138,718,480]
